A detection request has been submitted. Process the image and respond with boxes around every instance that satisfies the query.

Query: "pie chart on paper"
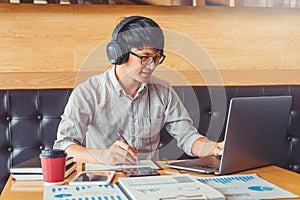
[248,186,274,191]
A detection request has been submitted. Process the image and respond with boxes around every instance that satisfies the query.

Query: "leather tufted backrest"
[0,89,72,194]
[1,86,300,195]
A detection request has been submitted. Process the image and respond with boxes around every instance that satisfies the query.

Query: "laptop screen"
[166,95,292,175]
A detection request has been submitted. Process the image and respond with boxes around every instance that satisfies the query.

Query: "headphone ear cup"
[106,40,129,65]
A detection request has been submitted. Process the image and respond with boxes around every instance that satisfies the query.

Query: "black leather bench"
[1,85,300,194]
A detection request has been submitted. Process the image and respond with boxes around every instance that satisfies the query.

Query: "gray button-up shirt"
[54,66,203,160]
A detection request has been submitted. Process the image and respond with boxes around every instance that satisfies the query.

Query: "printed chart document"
[118,174,225,200]
[44,184,129,200]
[44,175,225,200]
[85,160,161,171]
[197,173,298,200]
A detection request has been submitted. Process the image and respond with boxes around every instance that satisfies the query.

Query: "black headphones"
[106,16,146,65]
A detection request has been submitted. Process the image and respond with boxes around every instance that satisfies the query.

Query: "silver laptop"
[166,95,292,175]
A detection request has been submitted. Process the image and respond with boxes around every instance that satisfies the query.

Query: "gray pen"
[117,132,141,164]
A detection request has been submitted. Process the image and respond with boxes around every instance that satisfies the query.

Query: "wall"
[0,4,299,88]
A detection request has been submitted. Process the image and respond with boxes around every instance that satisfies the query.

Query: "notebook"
[10,157,77,180]
[166,95,292,175]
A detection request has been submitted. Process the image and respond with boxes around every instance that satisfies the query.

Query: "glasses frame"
[129,51,166,66]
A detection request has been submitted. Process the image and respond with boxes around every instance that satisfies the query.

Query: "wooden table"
[1,161,300,200]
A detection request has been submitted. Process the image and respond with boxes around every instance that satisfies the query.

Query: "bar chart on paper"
[197,174,298,200]
[44,184,129,200]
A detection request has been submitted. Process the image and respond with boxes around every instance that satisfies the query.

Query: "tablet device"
[122,167,160,177]
[69,171,115,185]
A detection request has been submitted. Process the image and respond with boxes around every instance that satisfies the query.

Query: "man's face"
[123,47,163,83]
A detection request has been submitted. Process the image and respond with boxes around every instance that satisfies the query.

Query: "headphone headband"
[106,15,159,65]
[111,16,145,41]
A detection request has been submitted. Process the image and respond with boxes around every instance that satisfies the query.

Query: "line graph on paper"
[197,174,298,200]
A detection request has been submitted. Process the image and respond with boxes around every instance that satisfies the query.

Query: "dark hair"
[117,17,164,53]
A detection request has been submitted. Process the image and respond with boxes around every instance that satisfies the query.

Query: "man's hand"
[99,140,139,165]
[192,137,224,157]
[65,141,139,165]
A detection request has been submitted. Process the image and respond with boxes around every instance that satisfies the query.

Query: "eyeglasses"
[130,51,166,66]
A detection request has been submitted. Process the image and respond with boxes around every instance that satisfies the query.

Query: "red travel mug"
[40,149,66,185]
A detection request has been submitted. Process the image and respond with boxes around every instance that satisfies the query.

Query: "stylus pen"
[117,132,141,164]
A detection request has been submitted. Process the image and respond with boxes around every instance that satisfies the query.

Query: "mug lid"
[40,149,66,158]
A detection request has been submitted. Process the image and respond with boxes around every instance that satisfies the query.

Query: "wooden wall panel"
[0,4,299,88]
[14,4,74,72]
[0,5,15,71]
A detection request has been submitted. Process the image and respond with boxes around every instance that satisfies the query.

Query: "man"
[54,16,223,165]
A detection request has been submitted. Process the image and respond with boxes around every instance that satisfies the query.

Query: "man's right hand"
[65,141,139,165]
[99,140,139,165]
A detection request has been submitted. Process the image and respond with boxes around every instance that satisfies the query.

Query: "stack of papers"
[44,173,299,200]
[44,174,225,200]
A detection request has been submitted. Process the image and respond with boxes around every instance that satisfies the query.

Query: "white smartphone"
[69,171,115,185]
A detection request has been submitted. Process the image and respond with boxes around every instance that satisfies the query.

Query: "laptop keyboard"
[195,156,221,170]
[215,155,222,160]
[196,163,218,169]
[166,155,223,173]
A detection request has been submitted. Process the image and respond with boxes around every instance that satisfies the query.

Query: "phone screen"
[122,167,160,177]
[74,173,108,182]
[69,171,115,185]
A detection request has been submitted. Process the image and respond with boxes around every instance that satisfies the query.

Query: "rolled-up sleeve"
[53,82,95,150]
[163,86,204,156]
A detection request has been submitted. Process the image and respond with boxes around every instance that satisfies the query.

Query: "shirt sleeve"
[53,81,96,150]
[163,86,204,156]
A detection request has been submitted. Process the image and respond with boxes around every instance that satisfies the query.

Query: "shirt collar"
[108,66,148,97]
[108,66,123,94]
